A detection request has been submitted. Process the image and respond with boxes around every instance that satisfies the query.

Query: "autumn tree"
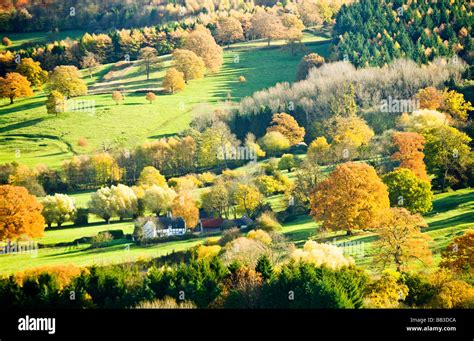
[144,185,177,216]
[110,184,138,220]
[0,72,33,104]
[0,185,45,240]
[267,113,305,145]
[296,53,325,81]
[216,16,244,48]
[49,66,87,98]
[80,52,100,79]
[112,90,123,105]
[16,58,48,88]
[46,90,65,116]
[374,208,432,272]
[41,194,77,228]
[281,13,305,54]
[416,86,445,110]
[310,162,390,234]
[383,168,433,214]
[423,125,472,189]
[258,131,290,156]
[391,132,430,182]
[90,153,122,186]
[441,89,474,122]
[398,109,447,133]
[146,92,156,104]
[88,187,115,223]
[162,68,185,94]
[138,166,167,188]
[2,37,12,46]
[250,10,285,46]
[440,230,474,273]
[234,183,263,218]
[200,180,231,219]
[328,114,374,156]
[173,49,206,83]
[307,136,331,165]
[139,47,160,81]
[184,26,223,72]
[198,121,240,168]
[172,192,199,229]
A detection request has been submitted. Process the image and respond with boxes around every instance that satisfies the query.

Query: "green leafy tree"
[423,126,472,189]
[383,168,433,214]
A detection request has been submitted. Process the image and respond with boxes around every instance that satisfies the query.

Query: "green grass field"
[0,34,330,168]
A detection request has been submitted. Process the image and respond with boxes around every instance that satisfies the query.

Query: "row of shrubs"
[0,255,366,309]
[1,254,471,310]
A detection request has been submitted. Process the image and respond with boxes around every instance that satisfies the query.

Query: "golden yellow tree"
[307,136,331,164]
[375,208,432,272]
[310,162,390,234]
[234,184,263,217]
[440,230,474,273]
[173,49,206,83]
[162,68,185,94]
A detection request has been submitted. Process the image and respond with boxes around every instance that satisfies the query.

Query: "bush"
[135,296,196,309]
[255,212,282,232]
[258,131,290,156]
[402,273,436,307]
[74,208,89,226]
[2,37,12,46]
[218,228,241,246]
[90,232,113,248]
[247,229,272,245]
[196,245,222,260]
[291,241,355,270]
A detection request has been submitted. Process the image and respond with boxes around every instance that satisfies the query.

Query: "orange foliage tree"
[310,162,390,235]
[0,72,33,104]
[171,192,199,229]
[416,86,444,110]
[267,113,305,145]
[0,185,45,240]
[440,230,474,274]
[391,131,430,182]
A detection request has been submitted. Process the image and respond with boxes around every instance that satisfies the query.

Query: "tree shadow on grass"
[425,212,474,232]
[428,191,474,215]
[0,117,45,133]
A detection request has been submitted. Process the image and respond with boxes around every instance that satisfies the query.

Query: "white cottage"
[142,220,158,239]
